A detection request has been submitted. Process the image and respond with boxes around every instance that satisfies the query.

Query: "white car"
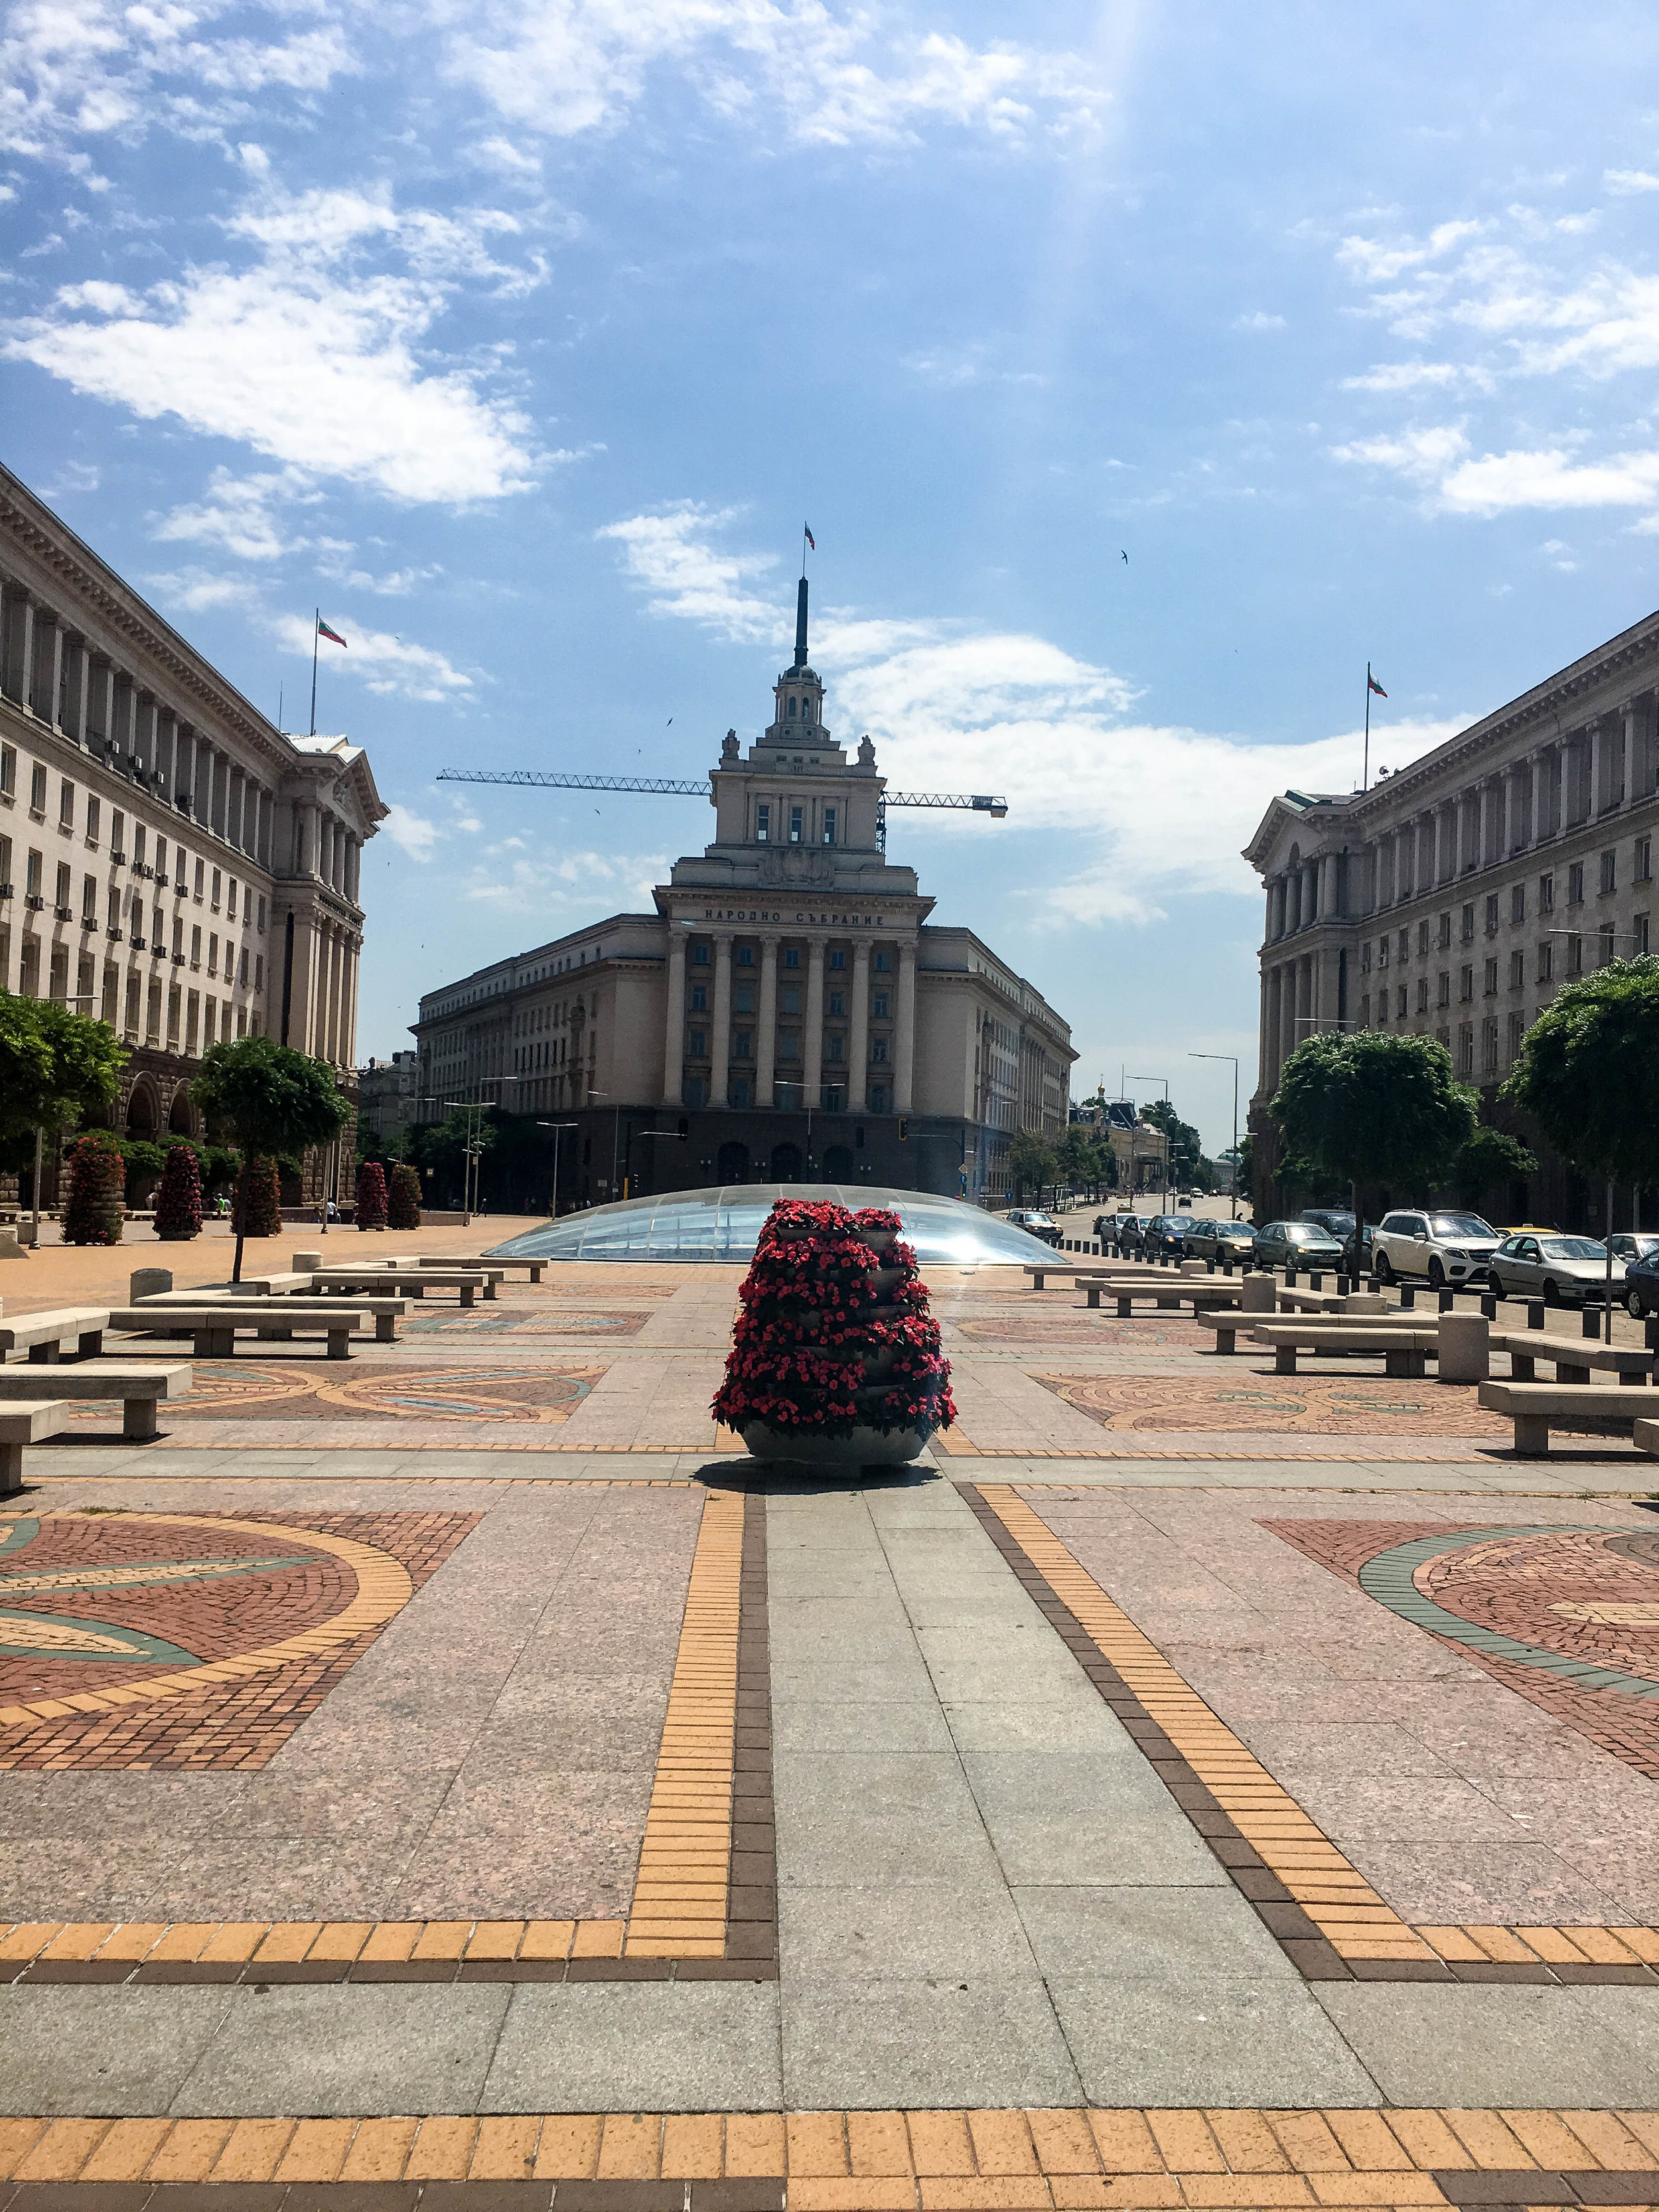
[1372,1209,1502,1291]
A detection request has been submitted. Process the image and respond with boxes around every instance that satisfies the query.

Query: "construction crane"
[435,767,1009,852]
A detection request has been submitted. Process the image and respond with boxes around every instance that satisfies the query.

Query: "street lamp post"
[1190,1053,1241,1218]
[1129,1075,1171,1213]
[537,1122,579,1218]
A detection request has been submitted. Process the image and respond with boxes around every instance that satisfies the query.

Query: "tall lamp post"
[537,1122,578,1218]
[1190,1053,1240,1219]
[1129,1075,1171,1212]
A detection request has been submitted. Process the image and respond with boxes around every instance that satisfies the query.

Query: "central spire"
[792,572,809,671]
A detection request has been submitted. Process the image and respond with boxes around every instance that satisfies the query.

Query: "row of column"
[661,930,915,1116]
[0,579,274,870]
[292,799,361,901]
[1267,700,1659,943]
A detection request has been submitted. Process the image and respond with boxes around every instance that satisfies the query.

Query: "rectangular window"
[1567,933,1583,975]
[133,824,145,867]
[155,838,167,879]
[227,879,238,921]
[239,946,249,986]
[1638,836,1653,884]
[1482,1017,1499,1074]
[873,950,891,972]
[1484,958,1498,995]
[780,985,801,1015]
[1458,1022,1474,1074]
[776,1033,800,1061]
[755,804,770,843]
[1508,1011,1525,1063]
[256,896,265,931]
[1417,921,1429,956]
[1509,950,1524,989]
[54,860,70,909]
[1636,914,1651,955]
[1538,940,1553,982]
[86,797,99,845]
[733,984,755,1015]
[1540,871,1553,913]
[211,868,221,909]
[868,1084,889,1114]
[81,875,96,922]
[1378,938,1389,969]
[828,991,845,1017]
[1417,978,1429,1012]
[194,858,204,898]
[0,747,13,795]
[691,942,709,965]
[58,781,74,830]
[828,948,845,970]
[873,992,889,1019]
[689,984,707,1011]
[1461,903,1475,940]
[29,763,46,814]
[737,944,753,966]
[1396,984,1407,1019]
[1460,965,1474,1001]
[784,946,800,970]
[1437,971,1451,1007]
[1360,942,1372,973]
[732,1030,752,1059]
[107,884,119,930]
[822,807,836,846]
[871,1036,889,1063]
[1600,848,1617,894]
[687,1029,707,1059]
[1484,894,1499,934]
[208,932,218,976]
[730,1078,750,1108]
[826,1033,844,1062]
[1510,884,1525,924]
[1437,912,1452,948]
[1568,861,1584,904]
[190,925,200,966]
[789,805,804,845]
[1599,924,1616,966]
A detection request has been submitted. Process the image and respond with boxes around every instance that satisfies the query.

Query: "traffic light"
[898,1118,910,1141]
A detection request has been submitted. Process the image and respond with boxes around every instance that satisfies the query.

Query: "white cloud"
[1334,218,1486,284]
[382,802,441,860]
[1439,446,1659,514]
[1605,169,1659,195]
[1329,425,1471,483]
[444,1,1100,149]
[5,188,542,503]
[599,501,1471,922]
[1340,360,1469,393]
[146,565,264,613]
[597,502,781,641]
[1234,311,1285,331]
[273,611,473,702]
[463,848,668,907]
[155,466,319,560]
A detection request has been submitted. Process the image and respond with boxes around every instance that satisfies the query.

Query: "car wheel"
[1373,1252,1393,1286]
[1628,1290,1645,1320]
[1427,1258,1447,1291]
[1543,1277,1561,1305]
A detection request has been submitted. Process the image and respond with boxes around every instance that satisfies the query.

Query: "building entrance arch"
[716,1141,749,1185]
[822,1143,855,1182]
[770,1142,802,1183]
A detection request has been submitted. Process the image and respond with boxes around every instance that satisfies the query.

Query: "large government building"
[413,582,1074,1207]
[0,462,385,1201]
[1245,609,1659,1229]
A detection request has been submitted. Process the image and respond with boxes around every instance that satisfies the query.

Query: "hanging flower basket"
[713,1201,954,1472]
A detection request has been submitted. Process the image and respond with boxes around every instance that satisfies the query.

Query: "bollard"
[1310,1272,1323,1292]
[1240,1272,1277,1313]
[293,1250,324,1274]
[1206,1258,1216,1274]
[1437,1311,1491,1384]
[1285,1266,1298,1288]
[1222,1260,1234,1278]
[129,1267,173,1304]
[1438,1288,1455,1313]
[1480,1294,1497,1321]
[1528,1301,1545,1329]
[1400,1285,1416,1311]
[1582,1305,1602,1340]
[1336,1275,1350,1297]
[1647,1314,1659,1352]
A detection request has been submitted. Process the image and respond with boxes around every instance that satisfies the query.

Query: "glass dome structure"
[484,1185,1061,1267]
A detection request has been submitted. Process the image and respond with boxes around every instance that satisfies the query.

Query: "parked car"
[1371,1209,1502,1290]
[1005,1208,1062,1247]
[1623,1246,1659,1320]
[1108,1213,1147,1256]
[1143,1214,1193,1260]
[1252,1220,1346,1274]
[1608,1232,1659,1268]
[1181,1217,1256,1264]
[1301,1209,1356,1242]
[1488,1232,1626,1306]
[1182,1217,1216,1258]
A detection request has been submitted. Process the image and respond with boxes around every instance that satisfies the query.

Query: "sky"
[5,1,1659,1154]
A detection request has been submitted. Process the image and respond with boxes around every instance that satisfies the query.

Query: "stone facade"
[357,1051,421,1151]
[1244,609,1659,1230]
[0,463,386,1203]
[411,591,1074,1207]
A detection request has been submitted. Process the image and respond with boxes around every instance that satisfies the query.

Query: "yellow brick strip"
[976,1484,1439,1966]
[3,2108,1658,2203]
[0,1514,413,1732]
[1419,1924,1659,1968]
[0,1918,626,1974]
[625,1485,745,1957]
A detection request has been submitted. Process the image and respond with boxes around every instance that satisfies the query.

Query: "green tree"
[1006,1130,1058,1205]
[1141,1098,1206,1194]
[1449,1124,1538,1212]
[192,1037,350,1279]
[0,992,127,1218]
[1271,1029,1478,1272]
[408,1110,496,1206]
[1502,955,1659,1327]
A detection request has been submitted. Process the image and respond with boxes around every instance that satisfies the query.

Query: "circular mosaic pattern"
[1034,1370,1509,1435]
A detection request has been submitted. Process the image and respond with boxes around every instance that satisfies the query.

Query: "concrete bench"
[1023,1262,1115,1291]
[0,1361,191,1440]
[423,1254,546,1283]
[1490,1331,1654,1386]
[0,1400,68,1493]
[0,1309,111,1363]
[307,1268,494,1307]
[1250,1321,1443,1378]
[110,1307,365,1361]
[1478,1379,1651,1455]
[132,1294,404,1346]
[1637,1418,1658,1458]
[1086,1282,1242,1315]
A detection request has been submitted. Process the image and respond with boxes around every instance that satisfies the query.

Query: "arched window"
[786,696,796,719]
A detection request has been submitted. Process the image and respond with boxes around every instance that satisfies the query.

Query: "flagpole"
[1363,662,1371,793]
[310,607,320,738]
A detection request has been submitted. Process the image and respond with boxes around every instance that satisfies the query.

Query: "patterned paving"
[0,1511,471,1768]
[126,1361,607,1422]
[1031,1372,1511,1436]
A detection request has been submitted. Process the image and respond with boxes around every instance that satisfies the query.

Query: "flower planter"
[743,1420,934,1469]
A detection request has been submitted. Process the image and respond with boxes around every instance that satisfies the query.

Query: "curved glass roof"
[484,1185,1062,1267]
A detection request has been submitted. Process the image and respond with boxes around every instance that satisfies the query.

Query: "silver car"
[1489,1232,1626,1306]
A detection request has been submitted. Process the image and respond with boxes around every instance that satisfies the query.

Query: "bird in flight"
[1121,550,1129,564]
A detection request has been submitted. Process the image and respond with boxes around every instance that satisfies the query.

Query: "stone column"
[1279,960,1297,1068]
[346,834,361,903]
[804,938,825,1104]
[1261,964,1276,1088]
[1594,712,1626,814]
[59,638,86,742]
[709,932,733,1108]
[757,936,778,1107]
[850,942,871,1110]
[0,587,34,706]
[661,927,686,1106]
[895,940,916,1114]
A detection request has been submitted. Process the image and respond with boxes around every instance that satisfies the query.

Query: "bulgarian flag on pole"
[1367,668,1386,698]
[317,617,348,647]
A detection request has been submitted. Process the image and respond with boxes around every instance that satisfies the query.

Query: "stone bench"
[0,1361,192,1440]
[0,1400,69,1493]
[110,1307,365,1361]
[308,1268,494,1307]
[1490,1331,1654,1385]
[0,1309,111,1364]
[1248,1321,1444,1378]
[133,1294,405,1345]
[1024,1263,1116,1291]
[423,1255,546,1283]
[1637,1418,1659,1458]
[1477,1379,1651,1455]
[1084,1282,1242,1315]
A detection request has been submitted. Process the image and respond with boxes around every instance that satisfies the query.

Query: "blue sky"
[5,0,1659,1152]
